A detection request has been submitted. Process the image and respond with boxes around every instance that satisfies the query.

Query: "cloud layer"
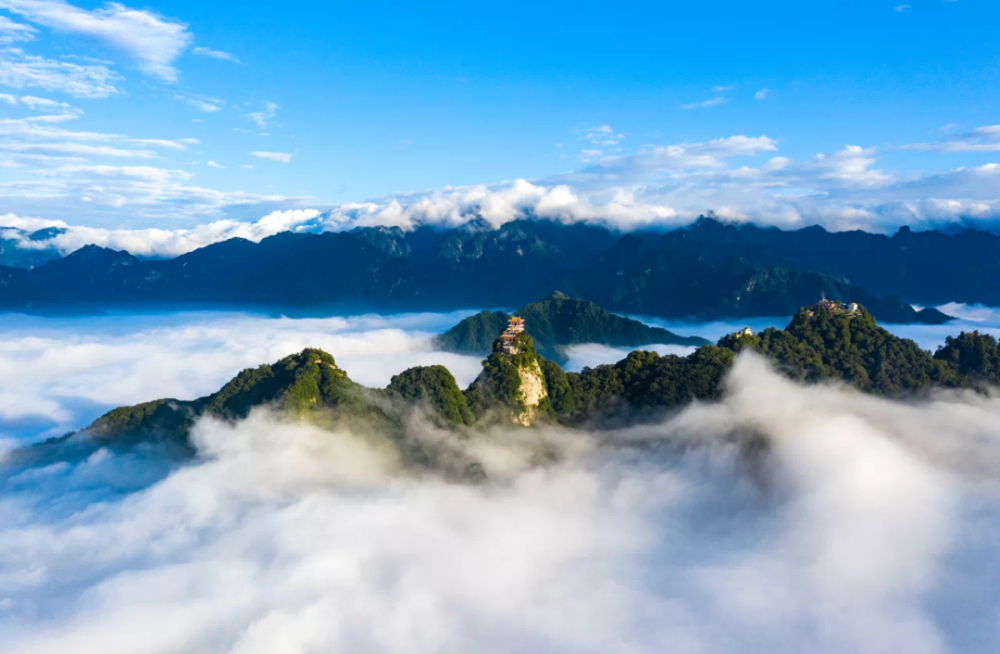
[5,129,1000,260]
[0,0,192,80]
[0,310,485,440]
[2,354,999,653]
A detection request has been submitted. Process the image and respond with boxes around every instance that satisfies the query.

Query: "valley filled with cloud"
[2,349,999,653]
[2,1,1000,652]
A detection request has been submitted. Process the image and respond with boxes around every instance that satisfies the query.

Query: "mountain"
[562,303,967,424]
[12,302,1000,474]
[82,348,396,453]
[0,220,620,311]
[435,311,513,355]
[464,331,560,427]
[563,216,1000,312]
[0,227,63,269]
[386,365,474,427]
[0,218,971,322]
[435,292,710,363]
[559,232,952,324]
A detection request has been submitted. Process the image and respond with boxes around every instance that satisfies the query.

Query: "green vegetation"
[44,302,1000,465]
[434,310,511,355]
[387,365,474,427]
[84,347,398,450]
[747,307,957,394]
[466,333,539,417]
[88,398,198,451]
[933,331,1000,387]
[436,292,708,363]
[564,345,735,423]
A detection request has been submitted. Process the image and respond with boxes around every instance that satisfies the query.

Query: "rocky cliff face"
[513,358,548,426]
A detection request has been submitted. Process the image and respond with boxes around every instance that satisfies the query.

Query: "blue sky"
[0,0,999,254]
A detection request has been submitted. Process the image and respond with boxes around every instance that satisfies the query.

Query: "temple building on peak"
[807,293,859,317]
[501,316,525,355]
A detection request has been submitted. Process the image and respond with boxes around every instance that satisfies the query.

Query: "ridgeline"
[11,302,1000,473]
[0,218,966,324]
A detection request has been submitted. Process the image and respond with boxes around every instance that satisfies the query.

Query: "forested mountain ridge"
[14,302,1000,472]
[0,218,977,323]
[434,292,709,363]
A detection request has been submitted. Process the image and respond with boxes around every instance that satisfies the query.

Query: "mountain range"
[3,217,995,323]
[12,302,1000,475]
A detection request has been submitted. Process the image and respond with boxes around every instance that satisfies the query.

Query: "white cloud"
[0,0,192,81]
[1,349,999,652]
[576,124,622,146]
[899,124,1000,152]
[17,94,71,110]
[754,88,770,100]
[0,163,313,222]
[0,92,16,103]
[895,4,912,11]
[206,160,223,169]
[0,48,120,98]
[1,207,326,257]
[682,96,728,109]
[563,342,698,371]
[0,14,36,42]
[2,141,155,157]
[251,150,292,163]
[174,94,223,113]
[129,137,198,151]
[191,46,239,63]
[712,84,735,92]
[247,101,277,129]
[0,310,483,430]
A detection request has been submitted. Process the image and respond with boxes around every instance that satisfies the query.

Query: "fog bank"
[2,355,998,653]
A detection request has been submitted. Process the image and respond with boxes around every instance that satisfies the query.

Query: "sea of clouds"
[1,309,1000,653]
[2,353,999,653]
[0,310,486,443]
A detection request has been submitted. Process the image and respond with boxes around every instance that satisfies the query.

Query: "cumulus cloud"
[0,208,329,256]
[1,353,998,652]
[0,0,192,81]
[3,121,1000,245]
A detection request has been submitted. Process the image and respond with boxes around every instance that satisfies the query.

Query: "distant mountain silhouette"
[0,218,982,323]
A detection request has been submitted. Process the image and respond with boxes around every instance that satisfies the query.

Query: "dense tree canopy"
[934,331,1000,387]
[387,365,474,427]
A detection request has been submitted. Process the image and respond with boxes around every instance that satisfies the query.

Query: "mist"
[0,310,485,442]
[2,353,998,653]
